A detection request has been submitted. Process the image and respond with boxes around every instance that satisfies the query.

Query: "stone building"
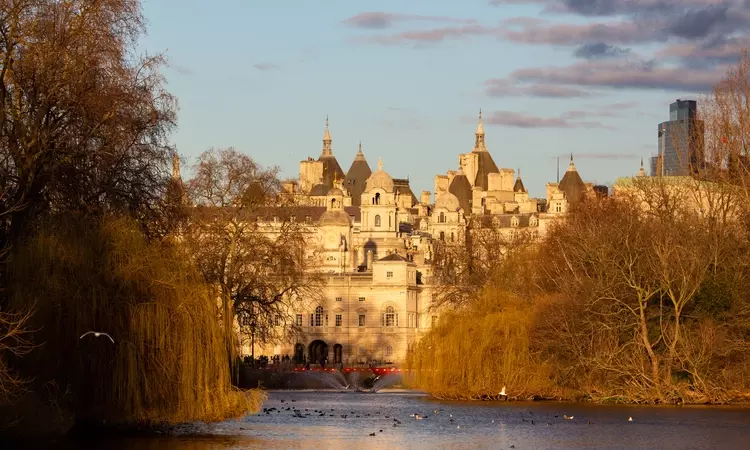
[242,115,589,365]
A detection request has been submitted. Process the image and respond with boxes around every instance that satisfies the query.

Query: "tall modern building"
[652,99,704,176]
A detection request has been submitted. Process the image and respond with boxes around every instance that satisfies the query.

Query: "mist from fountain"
[295,370,347,390]
[344,370,362,392]
[372,373,402,392]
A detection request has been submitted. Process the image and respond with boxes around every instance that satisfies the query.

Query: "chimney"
[421,190,431,205]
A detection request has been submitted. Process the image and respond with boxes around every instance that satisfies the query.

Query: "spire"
[475,109,484,135]
[513,167,526,193]
[474,109,486,151]
[171,150,181,180]
[354,141,367,162]
[322,115,332,156]
[637,157,647,177]
[567,153,577,172]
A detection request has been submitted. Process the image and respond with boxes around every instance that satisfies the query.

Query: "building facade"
[653,99,705,176]
[241,113,590,366]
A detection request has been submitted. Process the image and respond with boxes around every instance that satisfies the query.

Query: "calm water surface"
[69,390,750,449]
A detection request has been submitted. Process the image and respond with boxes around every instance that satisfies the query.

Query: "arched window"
[451,232,455,242]
[439,231,445,241]
[385,345,393,357]
[375,215,381,227]
[383,306,396,327]
[511,216,519,227]
[439,212,445,223]
[530,216,538,227]
[330,198,337,209]
[374,193,381,205]
[314,306,323,327]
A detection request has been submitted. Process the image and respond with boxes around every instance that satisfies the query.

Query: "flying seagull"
[80,331,115,343]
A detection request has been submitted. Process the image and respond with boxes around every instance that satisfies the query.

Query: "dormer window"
[511,216,519,227]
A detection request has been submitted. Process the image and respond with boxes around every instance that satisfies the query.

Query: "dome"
[435,192,461,211]
[327,187,344,196]
[365,157,394,192]
[319,210,351,227]
[310,183,328,196]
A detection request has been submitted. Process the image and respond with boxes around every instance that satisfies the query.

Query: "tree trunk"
[639,302,662,400]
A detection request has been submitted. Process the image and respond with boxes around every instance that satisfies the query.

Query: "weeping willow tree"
[408,245,559,400]
[7,216,263,426]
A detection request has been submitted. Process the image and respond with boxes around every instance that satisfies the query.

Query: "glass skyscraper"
[653,99,704,176]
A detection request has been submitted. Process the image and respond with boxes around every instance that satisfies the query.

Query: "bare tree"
[185,148,320,369]
[430,219,535,309]
[0,0,177,302]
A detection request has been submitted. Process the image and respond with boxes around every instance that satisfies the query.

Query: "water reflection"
[61,390,750,449]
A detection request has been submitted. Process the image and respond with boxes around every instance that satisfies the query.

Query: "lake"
[65,390,750,449]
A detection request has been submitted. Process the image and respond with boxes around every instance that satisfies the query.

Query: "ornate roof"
[319,209,351,227]
[513,169,527,193]
[435,191,461,211]
[365,157,394,192]
[343,142,372,206]
[448,168,473,213]
[558,154,586,208]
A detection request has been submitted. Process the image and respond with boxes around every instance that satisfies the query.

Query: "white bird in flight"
[80,331,115,343]
[499,386,507,396]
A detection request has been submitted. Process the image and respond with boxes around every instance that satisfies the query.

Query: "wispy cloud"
[342,12,476,29]
[485,79,592,97]
[508,59,726,92]
[171,64,194,76]
[253,63,280,71]
[481,110,611,129]
[354,24,493,45]
[573,42,631,59]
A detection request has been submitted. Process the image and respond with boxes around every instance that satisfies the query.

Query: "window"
[296,314,302,327]
[325,314,329,327]
[358,314,365,327]
[275,315,282,326]
[314,306,323,327]
[272,216,279,223]
[439,212,445,223]
[374,193,380,205]
[511,216,519,227]
[389,214,392,228]
[335,297,343,302]
[335,314,342,327]
[290,216,296,222]
[305,215,311,223]
[375,215,381,227]
[451,232,455,242]
[385,345,393,357]
[440,231,445,241]
[432,315,438,327]
[555,204,562,213]
[358,296,366,302]
[386,271,393,278]
[384,306,396,327]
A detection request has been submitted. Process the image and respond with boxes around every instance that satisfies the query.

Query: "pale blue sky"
[139,0,746,196]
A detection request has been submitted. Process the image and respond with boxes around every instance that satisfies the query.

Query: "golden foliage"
[7,216,264,425]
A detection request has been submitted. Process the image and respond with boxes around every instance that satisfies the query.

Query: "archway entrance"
[333,344,343,364]
[308,340,328,365]
[294,343,304,363]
